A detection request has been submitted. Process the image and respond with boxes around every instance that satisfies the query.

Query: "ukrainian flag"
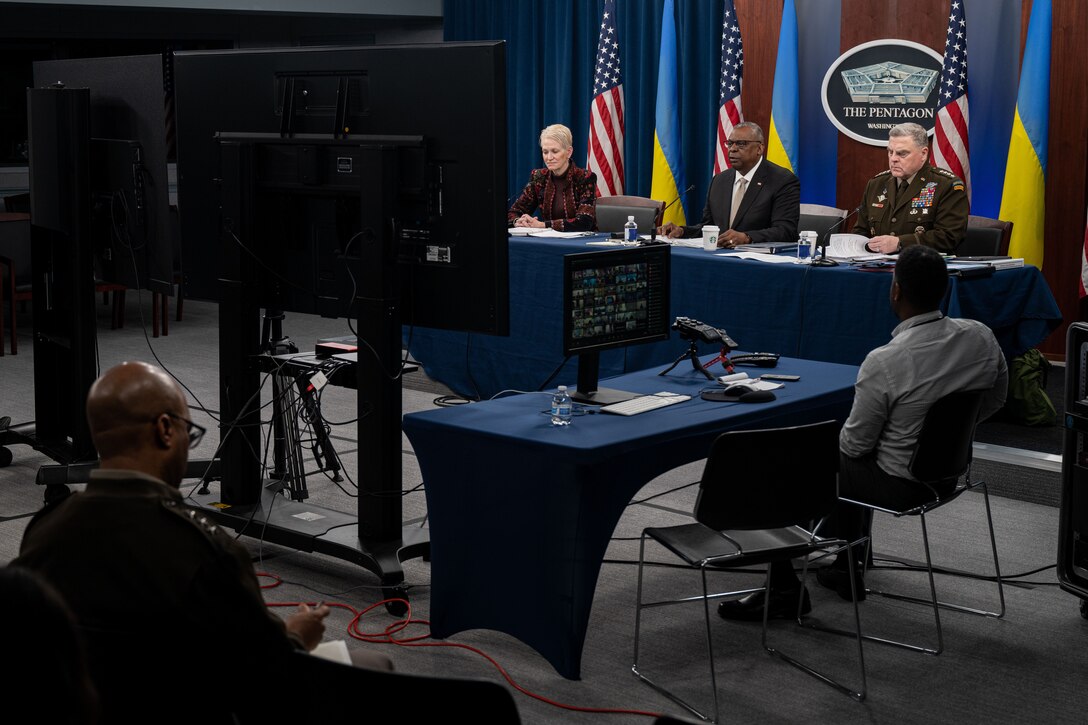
[999,0,1050,269]
[650,0,686,226]
[766,0,799,176]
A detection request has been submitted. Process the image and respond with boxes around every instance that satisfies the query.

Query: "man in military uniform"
[854,122,969,254]
[14,361,391,721]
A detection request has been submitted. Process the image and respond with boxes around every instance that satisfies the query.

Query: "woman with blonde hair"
[508,123,597,232]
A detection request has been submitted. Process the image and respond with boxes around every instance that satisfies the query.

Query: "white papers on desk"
[717,372,783,391]
[311,640,352,665]
[718,250,799,264]
[951,257,1025,270]
[825,233,894,262]
[508,228,594,238]
[719,377,783,391]
[586,239,639,247]
[669,238,705,249]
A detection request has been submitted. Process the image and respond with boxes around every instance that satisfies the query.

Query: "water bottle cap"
[557,385,567,392]
[627,216,635,221]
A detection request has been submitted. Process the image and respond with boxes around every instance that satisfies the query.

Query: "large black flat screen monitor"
[33,55,174,296]
[217,133,425,318]
[562,245,671,404]
[173,42,509,335]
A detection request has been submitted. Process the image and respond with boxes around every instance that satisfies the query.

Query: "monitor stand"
[570,351,640,406]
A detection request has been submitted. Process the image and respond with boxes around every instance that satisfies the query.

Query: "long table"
[402,355,859,679]
[407,237,1062,399]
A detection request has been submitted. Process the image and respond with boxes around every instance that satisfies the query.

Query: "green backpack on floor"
[1001,349,1057,427]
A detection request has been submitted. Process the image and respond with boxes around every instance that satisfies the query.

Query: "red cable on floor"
[255,572,662,719]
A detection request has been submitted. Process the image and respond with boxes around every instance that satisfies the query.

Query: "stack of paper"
[826,233,892,262]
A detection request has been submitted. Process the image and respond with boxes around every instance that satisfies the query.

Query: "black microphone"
[662,184,695,215]
[649,184,695,244]
[811,206,860,267]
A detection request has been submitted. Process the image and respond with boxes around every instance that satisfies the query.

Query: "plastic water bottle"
[551,385,573,426]
[624,215,638,243]
[796,232,813,263]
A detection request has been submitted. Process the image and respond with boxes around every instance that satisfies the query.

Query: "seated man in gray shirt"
[720,245,1008,619]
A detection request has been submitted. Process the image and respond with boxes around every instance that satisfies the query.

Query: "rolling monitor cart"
[1061,322,1088,619]
[173,42,508,607]
[0,87,99,476]
[562,245,671,405]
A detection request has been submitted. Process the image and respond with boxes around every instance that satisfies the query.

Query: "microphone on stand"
[810,206,860,267]
[647,185,695,244]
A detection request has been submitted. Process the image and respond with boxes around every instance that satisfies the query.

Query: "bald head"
[87,362,191,484]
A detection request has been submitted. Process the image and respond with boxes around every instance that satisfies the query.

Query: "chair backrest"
[908,389,986,483]
[0,213,33,285]
[596,194,667,230]
[799,203,847,217]
[798,212,847,248]
[252,650,523,724]
[2,192,30,214]
[694,420,840,531]
[961,215,1013,256]
[958,226,1002,256]
[78,623,243,724]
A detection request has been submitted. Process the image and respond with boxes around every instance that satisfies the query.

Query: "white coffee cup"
[702,225,720,251]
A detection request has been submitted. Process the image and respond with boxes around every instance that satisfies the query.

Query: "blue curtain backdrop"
[444,0,1018,219]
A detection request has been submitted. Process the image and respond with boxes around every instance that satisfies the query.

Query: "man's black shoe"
[717,587,811,622]
[816,565,867,602]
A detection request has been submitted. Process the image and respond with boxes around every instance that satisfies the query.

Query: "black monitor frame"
[562,245,672,405]
[173,41,509,336]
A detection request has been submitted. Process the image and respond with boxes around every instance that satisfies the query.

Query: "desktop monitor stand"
[570,351,640,406]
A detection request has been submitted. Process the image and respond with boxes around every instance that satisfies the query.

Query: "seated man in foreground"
[719,245,1008,619]
[14,361,392,719]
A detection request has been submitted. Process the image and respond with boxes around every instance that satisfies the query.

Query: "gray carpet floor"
[1,296,1086,723]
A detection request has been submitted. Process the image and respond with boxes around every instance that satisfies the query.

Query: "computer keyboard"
[600,392,691,416]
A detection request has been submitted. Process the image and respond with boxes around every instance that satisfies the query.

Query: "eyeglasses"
[162,412,206,449]
[725,139,759,149]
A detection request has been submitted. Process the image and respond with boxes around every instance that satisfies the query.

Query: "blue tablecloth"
[402,355,859,679]
[408,236,1062,400]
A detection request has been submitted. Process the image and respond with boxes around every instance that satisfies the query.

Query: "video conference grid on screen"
[568,260,666,348]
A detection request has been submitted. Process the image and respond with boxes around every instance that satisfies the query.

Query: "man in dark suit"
[660,121,800,248]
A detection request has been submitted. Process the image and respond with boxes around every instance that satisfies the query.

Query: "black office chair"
[632,421,866,723]
[838,390,1005,655]
[798,203,848,248]
[596,194,667,231]
[958,215,1014,256]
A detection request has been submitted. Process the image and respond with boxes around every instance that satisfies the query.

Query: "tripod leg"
[688,354,716,380]
[658,353,687,376]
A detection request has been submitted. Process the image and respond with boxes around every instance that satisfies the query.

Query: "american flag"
[713,0,744,175]
[933,0,971,200]
[587,0,625,197]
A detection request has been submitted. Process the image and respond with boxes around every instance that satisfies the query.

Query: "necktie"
[729,177,748,228]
